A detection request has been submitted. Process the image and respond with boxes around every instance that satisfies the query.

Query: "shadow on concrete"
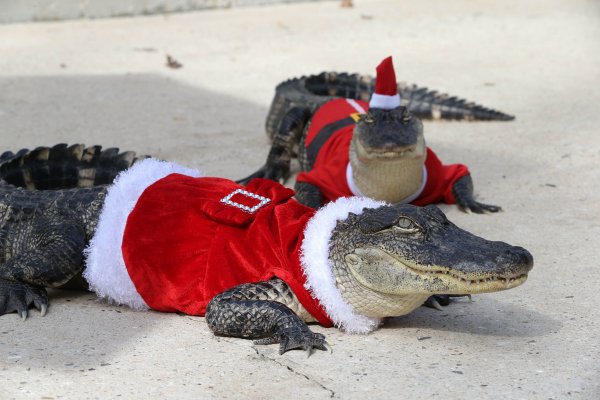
[0,73,270,179]
[383,296,561,338]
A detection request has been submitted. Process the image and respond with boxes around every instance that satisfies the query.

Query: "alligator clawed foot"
[254,329,329,356]
[424,294,473,310]
[236,166,267,185]
[452,175,502,214]
[262,163,290,185]
[236,163,290,185]
[460,201,502,214]
[424,295,449,310]
[0,278,48,320]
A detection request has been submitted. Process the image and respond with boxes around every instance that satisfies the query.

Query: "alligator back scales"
[0,143,147,190]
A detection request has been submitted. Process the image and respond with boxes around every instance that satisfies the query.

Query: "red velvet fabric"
[413,149,469,206]
[295,99,470,205]
[304,98,367,145]
[121,175,332,326]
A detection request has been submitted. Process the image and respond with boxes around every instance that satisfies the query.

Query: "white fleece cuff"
[83,158,202,309]
[369,93,401,109]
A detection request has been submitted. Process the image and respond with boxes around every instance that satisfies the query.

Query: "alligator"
[0,143,146,190]
[0,147,533,355]
[240,56,513,212]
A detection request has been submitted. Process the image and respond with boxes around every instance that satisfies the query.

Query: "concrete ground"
[0,0,599,398]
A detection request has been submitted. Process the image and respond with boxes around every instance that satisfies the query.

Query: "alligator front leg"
[293,181,324,209]
[0,219,86,319]
[237,107,311,185]
[206,279,329,355]
[452,175,501,213]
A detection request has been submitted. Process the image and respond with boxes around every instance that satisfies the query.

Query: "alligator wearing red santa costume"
[0,155,533,355]
[240,56,510,213]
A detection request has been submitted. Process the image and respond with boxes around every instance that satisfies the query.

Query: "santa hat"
[369,56,401,109]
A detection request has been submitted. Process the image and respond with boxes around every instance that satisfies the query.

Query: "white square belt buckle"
[220,189,271,213]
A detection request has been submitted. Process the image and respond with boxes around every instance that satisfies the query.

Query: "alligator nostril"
[511,246,534,268]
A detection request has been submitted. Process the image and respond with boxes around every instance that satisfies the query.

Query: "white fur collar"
[300,196,388,334]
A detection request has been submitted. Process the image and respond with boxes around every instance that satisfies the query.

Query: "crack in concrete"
[251,346,336,398]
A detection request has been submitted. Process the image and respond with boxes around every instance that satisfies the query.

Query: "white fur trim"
[345,98,366,114]
[300,196,388,334]
[369,93,401,109]
[345,163,364,197]
[83,158,202,310]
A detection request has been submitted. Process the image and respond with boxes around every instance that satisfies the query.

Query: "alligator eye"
[363,113,374,124]
[393,217,420,233]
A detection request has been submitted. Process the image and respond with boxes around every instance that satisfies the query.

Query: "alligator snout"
[495,245,534,276]
[411,218,535,284]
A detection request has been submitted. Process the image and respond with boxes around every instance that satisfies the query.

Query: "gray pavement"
[0,0,599,398]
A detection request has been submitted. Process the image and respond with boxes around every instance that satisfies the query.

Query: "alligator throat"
[349,139,426,203]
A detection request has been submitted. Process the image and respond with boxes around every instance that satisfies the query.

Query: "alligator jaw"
[406,261,530,294]
[345,247,530,297]
[354,134,426,162]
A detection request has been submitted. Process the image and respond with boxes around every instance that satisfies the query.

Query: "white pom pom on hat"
[369,56,401,110]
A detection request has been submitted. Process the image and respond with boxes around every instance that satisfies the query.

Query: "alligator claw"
[278,331,327,355]
[263,164,290,185]
[236,166,267,185]
[254,329,328,355]
[0,278,49,319]
[426,297,444,311]
[449,294,472,302]
[38,302,48,317]
[462,201,502,214]
[424,294,456,310]
[452,175,502,214]
[425,294,473,310]
[236,163,290,185]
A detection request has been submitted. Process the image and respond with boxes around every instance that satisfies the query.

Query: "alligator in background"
[240,56,513,213]
[0,145,533,355]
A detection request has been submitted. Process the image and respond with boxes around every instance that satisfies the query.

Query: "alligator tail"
[397,83,514,121]
[0,143,146,190]
[265,72,514,137]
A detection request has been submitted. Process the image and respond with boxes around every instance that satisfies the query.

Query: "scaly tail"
[265,72,514,138]
[397,82,514,121]
[0,143,147,190]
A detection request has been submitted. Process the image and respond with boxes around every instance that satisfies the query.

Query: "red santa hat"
[369,56,402,109]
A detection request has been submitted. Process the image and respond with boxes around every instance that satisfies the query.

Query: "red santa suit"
[84,158,384,334]
[295,98,470,206]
